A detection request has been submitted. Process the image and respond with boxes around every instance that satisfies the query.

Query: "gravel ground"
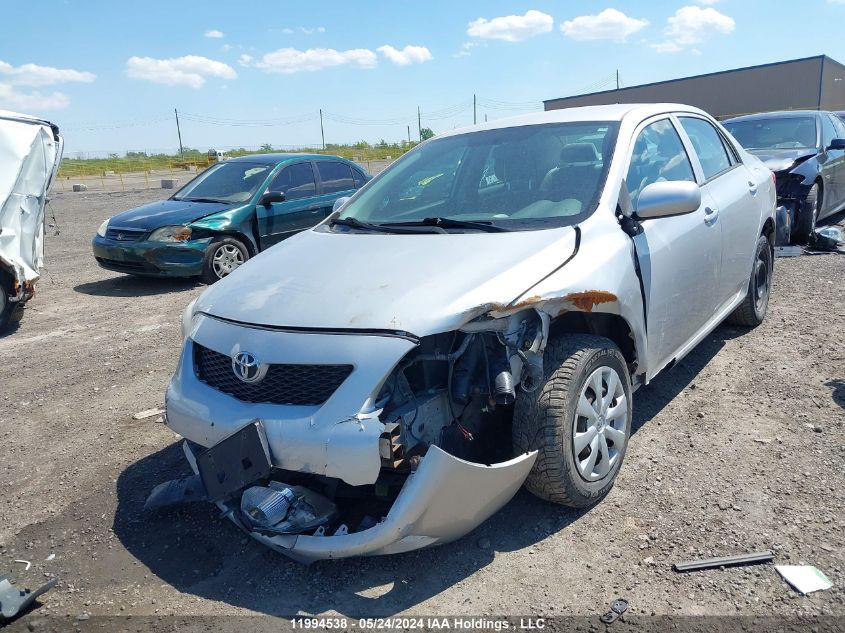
[1,189,843,625]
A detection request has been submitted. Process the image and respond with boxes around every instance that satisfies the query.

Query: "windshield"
[724,117,818,151]
[172,161,273,203]
[336,121,619,231]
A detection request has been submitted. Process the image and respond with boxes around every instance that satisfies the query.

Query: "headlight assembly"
[96,219,109,237]
[149,225,192,242]
[181,298,199,340]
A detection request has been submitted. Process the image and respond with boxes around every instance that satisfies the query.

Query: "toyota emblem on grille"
[232,351,264,384]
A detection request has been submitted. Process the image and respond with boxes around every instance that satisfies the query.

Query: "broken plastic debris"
[44,554,55,562]
[776,565,833,594]
[0,572,58,620]
[673,551,773,572]
[133,408,165,420]
[12,560,30,571]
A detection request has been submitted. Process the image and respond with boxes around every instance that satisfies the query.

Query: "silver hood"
[195,226,578,336]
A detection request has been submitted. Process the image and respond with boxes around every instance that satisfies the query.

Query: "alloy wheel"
[573,366,628,482]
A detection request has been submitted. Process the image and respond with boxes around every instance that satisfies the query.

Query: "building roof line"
[544,55,837,105]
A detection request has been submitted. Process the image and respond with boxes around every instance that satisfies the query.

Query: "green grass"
[59,143,414,178]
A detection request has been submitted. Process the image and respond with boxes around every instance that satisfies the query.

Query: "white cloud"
[561,9,648,43]
[0,60,96,87]
[238,54,253,66]
[251,47,378,73]
[125,55,237,88]
[652,5,735,53]
[204,29,224,38]
[279,26,326,34]
[467,10,553,42]
[454,41,482,58]
[282,28,295,34]
[377,45,433,66]
[0,83,69,110]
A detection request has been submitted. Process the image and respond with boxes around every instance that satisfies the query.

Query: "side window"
[268,163,317,200]
[831,114,845,140]
[822,115,838,147]
[626,119,695,204]
[317,161,355,194]
[679,117,732,180]
[352,167,368,188]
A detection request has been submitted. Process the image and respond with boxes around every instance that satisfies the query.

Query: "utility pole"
[319,109,325,150]
[616,69,620,90]
[473,93,477,125]
[407,125,411,145]
[174,108,184,160]
[417,106,422,142]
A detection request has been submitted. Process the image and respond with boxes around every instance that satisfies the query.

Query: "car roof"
[227,152,350,165]
[436,103,712,140]
[724,110,823,124]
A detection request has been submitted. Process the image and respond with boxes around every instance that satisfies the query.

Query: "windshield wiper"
[330,216,445,234]
[382,217,509,233]
[178,197,227,203]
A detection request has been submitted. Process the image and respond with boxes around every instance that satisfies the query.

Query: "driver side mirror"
[259,191,285,206]
[332,196,351,213]
[635,181,702,220]
[828,138,845,151]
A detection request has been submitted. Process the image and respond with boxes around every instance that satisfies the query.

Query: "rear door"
[627,117,722,376]
[256,161,320,249]
[313,160,357,215]
[677,115,760,307]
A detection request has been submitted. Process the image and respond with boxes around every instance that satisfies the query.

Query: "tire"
[794,183,820,245]
[0,284,23,333]
[201,237,249,285]
[513,334,633,508]
[726,234,772,328]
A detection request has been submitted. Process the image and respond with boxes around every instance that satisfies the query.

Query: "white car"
[154,103,776,562]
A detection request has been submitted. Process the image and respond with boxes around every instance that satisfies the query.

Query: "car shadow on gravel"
[824,379,845,411]
[111,324,744,617]
[74,276,201,297]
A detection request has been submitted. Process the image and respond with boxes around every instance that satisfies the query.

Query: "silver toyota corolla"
[155,103,776,563]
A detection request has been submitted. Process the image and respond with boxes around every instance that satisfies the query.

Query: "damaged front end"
[154,307,560,562]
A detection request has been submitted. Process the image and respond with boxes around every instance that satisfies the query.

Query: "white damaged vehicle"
[156,104,776,562]
[0,110,63,332]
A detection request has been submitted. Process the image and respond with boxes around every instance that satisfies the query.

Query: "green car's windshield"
[336,121,619,231]
[724,117,818,151]
[172,161,273,204]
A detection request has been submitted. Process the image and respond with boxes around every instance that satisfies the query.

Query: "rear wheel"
[201,237,249,284]
[513,334,632,508]
[794,183,820,245]
[726,234,772,327]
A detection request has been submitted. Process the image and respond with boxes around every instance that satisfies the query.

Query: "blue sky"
[2,1,844,156]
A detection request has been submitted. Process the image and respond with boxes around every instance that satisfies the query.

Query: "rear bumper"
[92,235,210,277]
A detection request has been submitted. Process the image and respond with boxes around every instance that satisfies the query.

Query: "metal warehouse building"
[544,55,845,119]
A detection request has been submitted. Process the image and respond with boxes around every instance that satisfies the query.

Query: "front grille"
[194,343,353,406]
[105,227,147,242]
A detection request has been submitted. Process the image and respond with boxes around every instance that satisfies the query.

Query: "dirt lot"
[1,188,844,624]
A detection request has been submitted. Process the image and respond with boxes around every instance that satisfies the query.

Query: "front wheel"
[513,334,632,508]
[201,237,249,284]
[0,284,23,333]
[794,183,820,245]
[726,234,772,328]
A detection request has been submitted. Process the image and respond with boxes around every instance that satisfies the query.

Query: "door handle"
[748,181,758,195]
[704,206,719,225]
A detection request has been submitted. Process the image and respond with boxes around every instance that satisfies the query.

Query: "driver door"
[627,117,722,378]
[256,162,320,250]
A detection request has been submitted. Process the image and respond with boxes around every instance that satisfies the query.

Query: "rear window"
[317,161,355,194]
[724,117,817,150]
